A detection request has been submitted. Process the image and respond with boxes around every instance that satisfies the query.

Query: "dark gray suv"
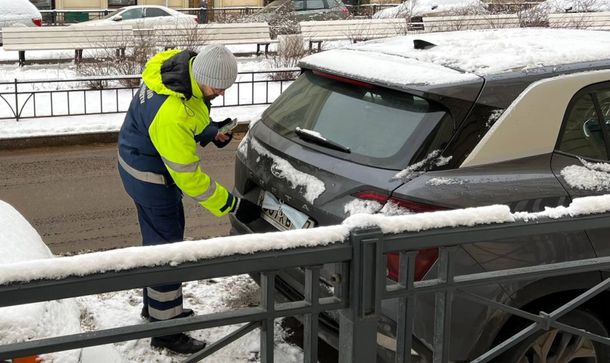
[230,28,610,362]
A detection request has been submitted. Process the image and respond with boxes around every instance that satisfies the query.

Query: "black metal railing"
[1,202,610,362]
[0,69,298,121]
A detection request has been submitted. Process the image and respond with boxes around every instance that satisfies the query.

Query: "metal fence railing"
[0,69,298,121]
[1,201,610,362]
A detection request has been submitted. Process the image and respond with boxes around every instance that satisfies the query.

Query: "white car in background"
[0,200,121,363]
[0,0,42,44]
[72,5,198,28]
[372,0,488,19]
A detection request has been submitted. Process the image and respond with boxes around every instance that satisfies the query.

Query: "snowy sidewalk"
[0,104,267,141]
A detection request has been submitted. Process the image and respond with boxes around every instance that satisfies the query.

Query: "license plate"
[259,191,315,231]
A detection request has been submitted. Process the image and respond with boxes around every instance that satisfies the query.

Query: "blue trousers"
[135,201,186,321]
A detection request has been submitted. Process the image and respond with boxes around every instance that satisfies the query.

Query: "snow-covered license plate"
[259,191,315,231]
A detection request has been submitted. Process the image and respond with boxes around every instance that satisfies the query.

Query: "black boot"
[151,333,206,354]
[141,307,194,321]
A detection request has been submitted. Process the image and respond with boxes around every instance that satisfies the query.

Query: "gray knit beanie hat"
[192,45,237,89]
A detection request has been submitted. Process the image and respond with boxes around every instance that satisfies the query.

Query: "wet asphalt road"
[0,138,240,254]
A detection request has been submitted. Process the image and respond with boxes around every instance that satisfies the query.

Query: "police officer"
[117,45,261,354]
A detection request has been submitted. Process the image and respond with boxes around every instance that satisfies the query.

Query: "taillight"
[32,18,42,27]
[341,6,349,15]
[194,17,199,24]
[12,356,41,363]
[313,70,374,89]
[353,191,447,281]
[387,248,439,281]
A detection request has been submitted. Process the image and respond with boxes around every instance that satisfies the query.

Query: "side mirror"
[113,15,123,21]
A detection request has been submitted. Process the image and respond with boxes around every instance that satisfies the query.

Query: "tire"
[498,309,610,363]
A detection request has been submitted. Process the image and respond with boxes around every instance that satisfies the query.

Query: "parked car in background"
[247,0,350,37]
[230,28,610,362]
[372,0,487,19]
[72,5,198,28]
[0,200,121,363]
[0,0,42,44]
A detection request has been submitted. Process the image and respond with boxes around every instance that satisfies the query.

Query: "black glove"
[213,132,233,148]
[195,123,218,147]
[231,197,262,224]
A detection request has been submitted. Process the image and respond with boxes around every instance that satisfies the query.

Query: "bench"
[2,25,134,66]
[299,18,413,51]
[549,11,610,30]
[422,14,520,33]
[144,22,278,56]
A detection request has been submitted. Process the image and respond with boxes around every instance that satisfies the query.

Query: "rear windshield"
[262,71,453,169]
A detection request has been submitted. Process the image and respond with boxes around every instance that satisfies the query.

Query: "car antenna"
[413,39,436,50]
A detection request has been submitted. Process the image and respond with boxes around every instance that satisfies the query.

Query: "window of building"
[108,0,137,8]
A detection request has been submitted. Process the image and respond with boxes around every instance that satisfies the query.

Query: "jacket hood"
[141,50,203,100]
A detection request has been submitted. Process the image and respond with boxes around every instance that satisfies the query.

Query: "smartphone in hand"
[218,118,238,134]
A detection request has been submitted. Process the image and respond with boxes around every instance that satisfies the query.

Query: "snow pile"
[0,200,117,363]
[373,0,487,19]
[250,138,325,203]
[0,0,40,22]
[514,194,610,221]
[344,198,383,215]
[344,204,512,233]
[561,159,610,191]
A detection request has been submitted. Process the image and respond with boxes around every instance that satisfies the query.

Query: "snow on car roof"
[373,0,487,19]
[0,0,41,19]
[300,28,610,87]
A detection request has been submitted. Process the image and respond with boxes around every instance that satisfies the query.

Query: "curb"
[0,124,250,150]
[0,132,119,150]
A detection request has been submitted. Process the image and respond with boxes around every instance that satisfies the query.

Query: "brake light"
[353,191,447,281]
[341,6,349,15]
[32,18,42,27]
[12,356,41,363]
[313,70,374,89]
[387,248,439,281]
[194,17,199,24]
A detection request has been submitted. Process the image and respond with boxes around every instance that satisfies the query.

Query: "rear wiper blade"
[295,127,351,153]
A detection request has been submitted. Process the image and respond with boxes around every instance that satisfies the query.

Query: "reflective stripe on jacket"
[118,49,235,216]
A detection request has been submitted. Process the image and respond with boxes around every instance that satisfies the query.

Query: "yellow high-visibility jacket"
[117,49,235,216]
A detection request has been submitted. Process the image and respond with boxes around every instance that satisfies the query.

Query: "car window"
[144,8,170,18]
[262,71,452,167]
[119,8,144,20]
[293,0,305,10]
[306,0,326,9]
[557,86,610,160]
